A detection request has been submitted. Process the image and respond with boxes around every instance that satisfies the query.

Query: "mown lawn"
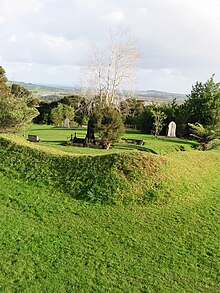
[24,124,197,155]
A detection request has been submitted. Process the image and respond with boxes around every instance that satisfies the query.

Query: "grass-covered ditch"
[0,135,164,204]
[0,133,220,292]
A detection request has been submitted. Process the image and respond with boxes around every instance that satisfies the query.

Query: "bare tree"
[84,27,139,106]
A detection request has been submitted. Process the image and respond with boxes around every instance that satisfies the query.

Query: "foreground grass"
[1,128,220,291]
[24,124,197,155]
[0,170,219,292]
[0,132,220,291]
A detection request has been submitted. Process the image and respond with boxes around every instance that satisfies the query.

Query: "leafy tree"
[0,66,38,132]
[79,115,89,126]
[0,66,9,97]
[10,83,39,107]
[120,98,144,128]
[183,75,220,130]
[189,123,220,150]
[151,107,167,137]
[50,103,75,126]
[59,95,91,125]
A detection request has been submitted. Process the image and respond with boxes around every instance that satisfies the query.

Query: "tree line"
[35,74,220,136]
[0,64,219,149]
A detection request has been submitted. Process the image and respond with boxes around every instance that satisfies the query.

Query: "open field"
[0,129,219,292]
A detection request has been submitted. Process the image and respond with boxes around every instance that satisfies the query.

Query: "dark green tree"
[182,75,220,130]
[120,98,144,128]
[59,95,90,126]
[34,101,59,125]
[0,66,38,132]
[85,103,124,149]
[96,106,124,149]
[139,105,154,134]
[10,83,39,107]
[0,66,10,97]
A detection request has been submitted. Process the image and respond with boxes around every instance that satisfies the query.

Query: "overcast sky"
[1,0,220,93]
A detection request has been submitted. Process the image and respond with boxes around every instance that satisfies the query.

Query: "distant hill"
[8,81,186,103]
[7,81,78,102]
[8,81,77,94]
[136,90,186,103]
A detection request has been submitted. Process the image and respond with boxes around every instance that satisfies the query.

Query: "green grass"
[0,127,220,291]
[0,158,219,292]
[0,135,165,204]
[23,124,197,155]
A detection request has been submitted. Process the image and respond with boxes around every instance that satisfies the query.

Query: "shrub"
[189,123,220,150]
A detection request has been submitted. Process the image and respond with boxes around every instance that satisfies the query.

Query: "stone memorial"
[167,121,176,138]
[64,117,70,128]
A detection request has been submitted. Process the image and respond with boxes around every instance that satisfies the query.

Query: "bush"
[96,106,125,148]
[189,123,220,150]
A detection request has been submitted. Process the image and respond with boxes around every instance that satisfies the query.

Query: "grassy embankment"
[0,127,219,292]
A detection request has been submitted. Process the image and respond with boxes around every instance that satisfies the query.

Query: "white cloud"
[0,16,5,24]
[8,35,17,43]
[74,0,103,8]
[43,35,73,50]
[2,61,81,86]
[1,0,43,16]
[1,0,220,92]
[103,11,125,25]
[135,7,147,16]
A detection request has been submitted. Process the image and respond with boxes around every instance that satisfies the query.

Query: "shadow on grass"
[125,130,142,135]
[156,136,197,147]
[116,144,157,154]
[41,140,65,143]
[30,127,73,132]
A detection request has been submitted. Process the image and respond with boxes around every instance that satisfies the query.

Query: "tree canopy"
[0,66,38,132]
[50,103,75,126]
[182,75,220,130]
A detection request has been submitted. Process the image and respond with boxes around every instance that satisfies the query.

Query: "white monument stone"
[167,121,176,138]
[64,117,70,128]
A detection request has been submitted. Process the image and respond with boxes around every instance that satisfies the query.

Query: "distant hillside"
[8,81,76,94]
[7,81,78,102]
[137,90,186,103]
[8,81,186,103]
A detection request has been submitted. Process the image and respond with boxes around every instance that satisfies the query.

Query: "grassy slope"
[0,133,220,292]
[0,135,166,204]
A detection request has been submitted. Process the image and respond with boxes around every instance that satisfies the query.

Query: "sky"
[1,0,220,94]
